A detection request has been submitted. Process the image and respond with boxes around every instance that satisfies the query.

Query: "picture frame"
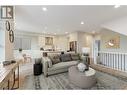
[45,37,53,45]
[1,6,13,19]
[9,30,14,43]
[105,36,120,48]
[5,20,11,31]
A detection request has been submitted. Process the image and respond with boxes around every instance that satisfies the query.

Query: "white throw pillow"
[47,58,53,68]
[77,63,86,72]
[42,57,53,68]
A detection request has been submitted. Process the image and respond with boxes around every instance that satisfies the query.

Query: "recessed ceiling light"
[42,7,47,11]
[80,21,84,25]
[114,5,120,8]
[65,32,68,34]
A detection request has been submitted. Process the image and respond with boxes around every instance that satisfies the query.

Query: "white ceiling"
[15,5,127,35]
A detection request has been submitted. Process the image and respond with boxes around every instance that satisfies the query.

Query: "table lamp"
[82,47,90,70]
[82,47,90,56]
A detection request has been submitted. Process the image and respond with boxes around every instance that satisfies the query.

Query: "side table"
[33,58,42,76]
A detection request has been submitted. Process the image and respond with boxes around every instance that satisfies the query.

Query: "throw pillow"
[77,63,86,72]
[42,57,53,68]
[47,57,52,68]
[60,54,72,62]
[49,54,61,65]
[71,53,80,61]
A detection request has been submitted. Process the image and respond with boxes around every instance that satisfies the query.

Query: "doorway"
[93,40,100,64]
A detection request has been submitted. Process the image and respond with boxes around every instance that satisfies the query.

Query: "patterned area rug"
[20,71,127,90]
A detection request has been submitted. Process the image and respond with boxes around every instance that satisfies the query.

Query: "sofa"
[42,53,81,77]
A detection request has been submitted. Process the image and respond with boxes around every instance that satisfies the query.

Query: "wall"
[39,35,69,51]
[31,37,39,50]
[0,21,5,62]
[15,31,69,51]
[0,20,14,61]
[38,35,55,50]
[68,31,93,54]
[54,35,69,51]
[100,28,127,53]
[68,32,78,42]
[102,16,127,36]
[14,32,69,58]
[77,32,93,53]
[0,6,15,62]
[15,33,39,50]
[5,20,14,60]
[14,31,40,58]
[15,31,94,56]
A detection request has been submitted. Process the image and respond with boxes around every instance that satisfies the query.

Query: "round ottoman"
[68,66,96,88]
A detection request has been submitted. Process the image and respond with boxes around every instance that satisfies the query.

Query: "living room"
[1,5,127,90]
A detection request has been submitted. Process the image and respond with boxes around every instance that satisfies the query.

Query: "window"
[14,37,31,50]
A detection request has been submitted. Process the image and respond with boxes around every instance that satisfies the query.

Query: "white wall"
[0,21,5,62]
[14,30,94,57]
[68,32,78,42]
[14,31,40,58]
[31,37,39,50]
[54,35,68,51]
[15,31,39,50]
[102,16,127,36]
[5,20,14,61]
[0,20,14,61]
[15,31,69,51]
[38,35,55,50]
[14,31,69,58]
[38,34,69,51]
[77,32,93,53]
[68,31,93,54]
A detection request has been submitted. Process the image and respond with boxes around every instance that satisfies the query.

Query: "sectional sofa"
[42,53,81,77]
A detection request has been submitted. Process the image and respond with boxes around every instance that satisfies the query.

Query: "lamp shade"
[82,47,90,53]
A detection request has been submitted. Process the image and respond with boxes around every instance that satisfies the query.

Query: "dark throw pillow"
[49,54,61,65]
[60,54,72,62]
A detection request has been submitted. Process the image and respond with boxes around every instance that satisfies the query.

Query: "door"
[93,40,100,64]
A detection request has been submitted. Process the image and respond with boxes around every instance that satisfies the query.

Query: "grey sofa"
[42,53,81,77]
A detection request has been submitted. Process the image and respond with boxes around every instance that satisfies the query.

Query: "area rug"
[20,71,127,90]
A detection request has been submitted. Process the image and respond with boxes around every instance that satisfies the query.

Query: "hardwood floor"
[18,61,34,89]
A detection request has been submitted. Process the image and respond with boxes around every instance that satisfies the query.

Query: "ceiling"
[15,5,127,35]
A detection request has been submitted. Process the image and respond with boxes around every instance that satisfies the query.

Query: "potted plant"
[19,48,22,53]
[40,47,44,51]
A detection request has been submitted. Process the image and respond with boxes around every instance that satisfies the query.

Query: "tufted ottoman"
[68,66,96,89]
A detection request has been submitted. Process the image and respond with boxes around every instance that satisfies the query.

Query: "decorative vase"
[85,63,89,71]
[77,63,86,72]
